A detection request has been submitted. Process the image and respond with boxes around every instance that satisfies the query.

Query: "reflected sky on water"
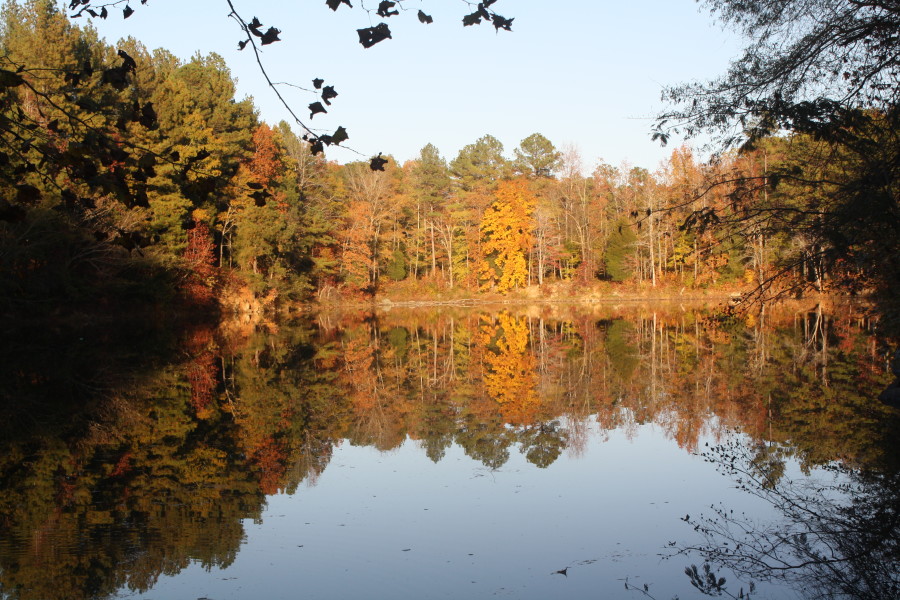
[133,425,797,600]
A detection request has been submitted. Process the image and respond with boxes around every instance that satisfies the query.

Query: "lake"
[1,302,898,599]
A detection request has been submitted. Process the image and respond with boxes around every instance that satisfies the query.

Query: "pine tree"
[604,218,638,282]
[513,133,561,179]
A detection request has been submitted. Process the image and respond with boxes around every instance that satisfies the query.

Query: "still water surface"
[1,303,897,599]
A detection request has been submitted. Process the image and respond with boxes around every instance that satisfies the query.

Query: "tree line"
[0,0,890,321]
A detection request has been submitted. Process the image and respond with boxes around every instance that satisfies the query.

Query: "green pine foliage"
[603,218,637,282]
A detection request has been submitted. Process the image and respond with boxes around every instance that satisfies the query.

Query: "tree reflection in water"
[0,301,895,599]
[680,439,900,600]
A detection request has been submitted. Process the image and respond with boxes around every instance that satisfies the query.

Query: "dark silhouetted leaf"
[238,39,248,50]
[248,17,263,36]
[114,233,136,250]
[357,23,392,48]
[0,69,25,87]
[309,101,327,118]
[250,190,269,206]
[313,78,324,89]
[260,27,281,45]
[64,70,84,87]
[376,1,398,17]
[137,157,156,179]
[132,189,149,208]
[491,14,513,31]
[462,12,482,26]
[326,0,352,10]
[321,85,338,105]
[417,10,433,24]
[118,49,136,72]
[75,95,101,112]
[15,184,41,204]
[123,5,133,18]
[331,126,349,145]
[139,102,157,129]
[370,152,388,171]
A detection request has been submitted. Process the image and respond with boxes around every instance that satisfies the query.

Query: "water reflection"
[0,302,895,599]
[683,439,900,600]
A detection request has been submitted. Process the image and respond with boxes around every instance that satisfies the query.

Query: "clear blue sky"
[78,0,742,171]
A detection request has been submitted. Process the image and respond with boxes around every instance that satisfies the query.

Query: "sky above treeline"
[75,0,742,172]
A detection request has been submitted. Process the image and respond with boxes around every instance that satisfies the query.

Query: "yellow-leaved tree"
[478,180,536,292]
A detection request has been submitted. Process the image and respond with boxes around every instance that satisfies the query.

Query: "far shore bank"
[283,286,868,315]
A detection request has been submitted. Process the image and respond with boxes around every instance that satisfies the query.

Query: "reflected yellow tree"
[479,313,540,425]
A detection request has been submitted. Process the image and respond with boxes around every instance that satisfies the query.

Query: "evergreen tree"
[604,218,638,282]
[513,133,561,179]
[450,134,509,192]
[147,52,256,257]
[410,143,451,281]
[276,122,342,297]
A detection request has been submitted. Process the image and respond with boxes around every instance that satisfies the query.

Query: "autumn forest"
[3,1,894,324]
[2,0,900,598]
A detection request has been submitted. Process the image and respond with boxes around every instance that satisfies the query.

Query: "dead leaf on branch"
[462,12,482,26]
[491,14,513,31]
[326,0,352,11]
[376,1,398,18]
[330,126,349,145]
[260,27,281,45]
[321,85,338,105]
[357,23,392,48]
[0,69,24,87]
[15,184,41,204]
[370,153,388,171]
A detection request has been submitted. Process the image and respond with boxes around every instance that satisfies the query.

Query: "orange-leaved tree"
[478,180,536,292]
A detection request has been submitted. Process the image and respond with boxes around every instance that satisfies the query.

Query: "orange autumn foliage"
[479,180,535,292]
[480,313,540,425]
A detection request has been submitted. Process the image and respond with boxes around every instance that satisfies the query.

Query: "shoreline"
[288,289,866,314]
